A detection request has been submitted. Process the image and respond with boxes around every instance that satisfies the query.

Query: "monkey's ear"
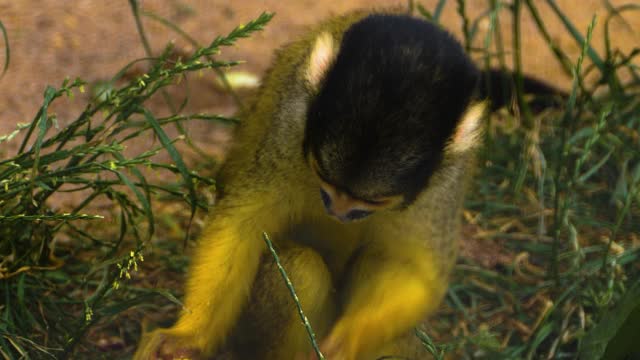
[446,101,487,154]
[305,32,338,91]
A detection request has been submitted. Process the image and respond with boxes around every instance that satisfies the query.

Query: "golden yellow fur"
[135,9,484,360]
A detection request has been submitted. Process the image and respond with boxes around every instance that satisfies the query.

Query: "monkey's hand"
[133,328,203,360]
[306,315,385,360]
[132,192,274,358]
[316,246,446,360]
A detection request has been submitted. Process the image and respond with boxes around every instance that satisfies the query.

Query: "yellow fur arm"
[323,246,447,360]
[176,216,265,352]
[134,201,267,359]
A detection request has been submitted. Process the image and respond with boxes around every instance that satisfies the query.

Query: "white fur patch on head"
[305,32,337,91]
[447,101,487,154]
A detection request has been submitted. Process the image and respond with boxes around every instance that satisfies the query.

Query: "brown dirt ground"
[1,0,638,268]
[1,0,638,205]
[1,0,638,141]
[0,0,638,357]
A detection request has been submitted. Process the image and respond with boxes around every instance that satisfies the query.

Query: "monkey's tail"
[479,69,567,112]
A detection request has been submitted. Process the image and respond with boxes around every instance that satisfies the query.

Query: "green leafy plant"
[421,1,640,358]
[1,1,639,359]
[0,11,273,359]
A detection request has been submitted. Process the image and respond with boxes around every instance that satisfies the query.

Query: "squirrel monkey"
[136,10,489,360]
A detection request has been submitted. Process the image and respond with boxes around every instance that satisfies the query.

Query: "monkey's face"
[309,156,403,223]
[302,15,481,222]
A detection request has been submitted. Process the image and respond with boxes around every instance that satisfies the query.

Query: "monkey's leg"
[232,244,335,360]
[320,242,448,360]
[134,197,281,359]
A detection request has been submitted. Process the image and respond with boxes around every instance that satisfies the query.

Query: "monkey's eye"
[346,209,373,221]
[320,189,331,208]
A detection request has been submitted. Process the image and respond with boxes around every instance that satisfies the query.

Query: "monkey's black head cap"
[304,14,480,205]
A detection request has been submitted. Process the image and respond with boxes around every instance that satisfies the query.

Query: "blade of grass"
[140,9,245,112]
[0,20,9,80]
[105,160,154,240]
[140,107,196,241]
[512,0,535,192]
[432,0,448,23]
[128,0,178,115]
[549,16,597,284]
[262,232,324,360]
[455,0,471,52]
[417,0,448,23]
[580,279,640,359]
[545,0,605,72]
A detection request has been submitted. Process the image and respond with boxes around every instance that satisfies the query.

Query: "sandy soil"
[0,0,637,215]
[1,1,638,357]
[0,1,638,143]
[1,0,638,269]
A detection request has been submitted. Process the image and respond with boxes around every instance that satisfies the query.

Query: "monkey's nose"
[320,189,372,222]
[333,212,353,223]
[323,204,351,223]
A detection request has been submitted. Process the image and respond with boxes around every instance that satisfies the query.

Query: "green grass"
[426,1,640,359]
[1,1,639,359]
[0,7,273,359]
